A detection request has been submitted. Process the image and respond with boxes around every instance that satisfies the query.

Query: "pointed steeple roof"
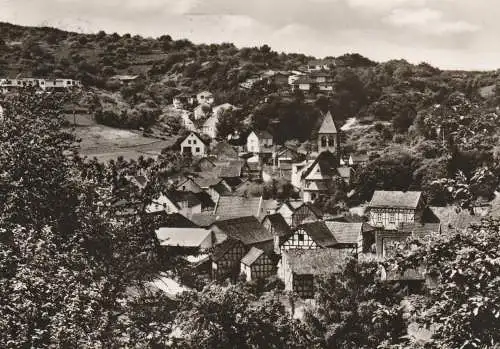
[318,111,337,134]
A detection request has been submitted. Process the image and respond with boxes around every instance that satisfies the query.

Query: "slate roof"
[194,192,216,209]
[212,239,245,262]
[292,76,316,85]
[284,249,352,275]
[429,206,482,234]
[253,130,273,140]
[398,222,441,235]
[165,190,202,209]
[147,212,198,228]
[219,164,242,178]
[308,59,336,66]
[192,176,221,189]
[263,213,291,237]
[241,247,265,266]
[318,111,337,134]
[336,166,352,179]
[155,228,212,248]
[210,216,274,245]
[301,151,339,179]
[214,196,263,218]
[190,214,219,227]
[324,222,364,244]
[298,221,337,247]
[368,191,422,210]
[211,181,231,195]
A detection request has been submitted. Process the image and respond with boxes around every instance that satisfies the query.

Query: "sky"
[0,0,499,70]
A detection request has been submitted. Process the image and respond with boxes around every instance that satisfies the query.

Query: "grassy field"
[65,114,177,162]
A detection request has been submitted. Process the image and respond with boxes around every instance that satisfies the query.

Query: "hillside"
[2,21,500,210]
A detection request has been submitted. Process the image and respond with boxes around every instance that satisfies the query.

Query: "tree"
[387,219,500,348]
[173,284,313,349]
[216,107,243,140]
[304,258,406,348]
[0,93,173,347]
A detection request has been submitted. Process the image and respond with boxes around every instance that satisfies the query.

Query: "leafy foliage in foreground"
[387,219,500,348]
[0,93,175,347]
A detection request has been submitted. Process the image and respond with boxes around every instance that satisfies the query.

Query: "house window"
[298,233,304,242]
[321,136,327,147]
[389,213,396,224]
[328,135,335,147]
[188,140,191,144]
[377,213,383,223]
[193,140,197,144]
[196,147,200,153]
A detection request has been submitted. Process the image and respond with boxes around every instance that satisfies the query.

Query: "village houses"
[180,132,209,157]
[368,190,424,231]
[246,130,274,163]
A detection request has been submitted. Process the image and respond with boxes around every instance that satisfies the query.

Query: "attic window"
[298,233,304,242]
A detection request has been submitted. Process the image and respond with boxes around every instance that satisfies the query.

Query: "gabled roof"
[147,212,198,228]
[194,157,216,169]
[192,176,221,189]
[295,202,323,219]
[164,190,202,209]
[212,239,245,262]
[155,228,212,248]
[252,130,273,140]
[241,247,265,266]
[262,213,291,237]
[318,111,337,134]
[308,58,336,65]
[182,132,209,146]
[368,191,422,210]
[211,216,274,245]
[211,181,231,195]
[298,221,337,247]
[190,213,220,227]
[301,151,338,179]
[324,222,365,244]
[292,76,316,85]
[194,192,215,209]
[219,163,242,178]
[213,196,263,218]
[283,249,352,275]
[336,167,352,179]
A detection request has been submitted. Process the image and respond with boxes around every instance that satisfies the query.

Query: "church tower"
[317,111,339,155]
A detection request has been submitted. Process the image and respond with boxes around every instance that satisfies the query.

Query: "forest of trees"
[1,88,500,348]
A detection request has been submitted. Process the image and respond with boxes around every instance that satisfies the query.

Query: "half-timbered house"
[280,221,337,253]
[368,191,423,230]
[211,239,247,280]
[324,221,376,254]
[176,177,203,193]
[261,213,292,253]
[209,216,275,252]
[278,249,352,298]
[240,247,277,281]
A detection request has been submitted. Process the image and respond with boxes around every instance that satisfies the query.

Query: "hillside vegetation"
[2,22,500,209]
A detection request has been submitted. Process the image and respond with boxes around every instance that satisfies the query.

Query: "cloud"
[347,0,427,11]
[385,7,480,35]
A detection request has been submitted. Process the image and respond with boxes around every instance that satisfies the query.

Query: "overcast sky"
[1,0,499,70]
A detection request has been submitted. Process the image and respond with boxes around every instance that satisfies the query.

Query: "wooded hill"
[3,22,500,209]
